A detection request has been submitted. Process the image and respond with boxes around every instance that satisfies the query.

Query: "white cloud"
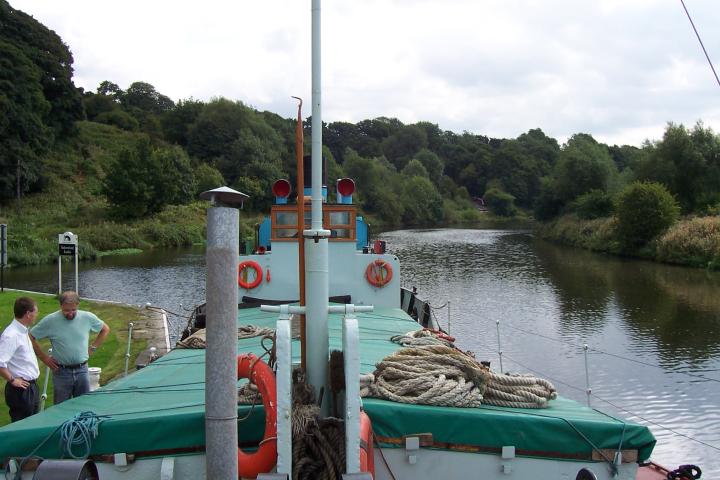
[11,0,720,146]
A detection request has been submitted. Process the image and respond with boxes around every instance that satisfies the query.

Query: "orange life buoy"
[238,260,263,290]
[237,354,277,478]
[365,259,393,288]
[360,411,375,477]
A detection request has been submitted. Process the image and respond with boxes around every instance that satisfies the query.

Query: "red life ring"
[360,411,375,477]
[238,261,263,289]
[365,259,393,288]
[237,354,277,478]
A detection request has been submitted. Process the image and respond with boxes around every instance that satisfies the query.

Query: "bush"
[104,140,196,218]
[194,163,225,196]
[571,189,614,219]
[615,182,680,248]
[95,110,139,131]
[484,188,517,217]
[656,216,720,268]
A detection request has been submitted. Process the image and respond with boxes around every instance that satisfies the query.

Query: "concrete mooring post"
[201,187,248,480]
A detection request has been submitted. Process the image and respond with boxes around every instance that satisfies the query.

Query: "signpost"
[58,232,78,294]
[1,224,7,293]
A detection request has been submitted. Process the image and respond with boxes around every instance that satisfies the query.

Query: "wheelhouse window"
[271,205,356,242]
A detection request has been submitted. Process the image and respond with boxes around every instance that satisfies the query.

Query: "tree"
[95,110,139,131]
[381,124,428,170]
[194,162,226,196]
[533,177,564,221]
[161,98,206,146]
[0,40,50,208]
[571,189,614,219]
[415,149,444,181]
[0,1,84,137]
[615,182,679,248]
[401,159,429,178]
[104,140,195,218]
[553,133,617,203]
[401,176,443,225]
[123,81,174,114]
[635,122,720,213]
[83,92,120,120]
[97,81,124,101]
[484,186,517,217]
[516,128,560,168]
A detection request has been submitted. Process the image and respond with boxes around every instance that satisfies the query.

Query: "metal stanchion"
[124,322,134,376]
[40,348,52,411]
[583,344,592,407]
[447,301,451,335]
[496,320,504,374]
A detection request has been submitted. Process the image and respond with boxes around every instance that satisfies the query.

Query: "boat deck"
[0,306,655,463]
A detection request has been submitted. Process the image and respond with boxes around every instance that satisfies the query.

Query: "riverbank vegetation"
[0,291,147,426]
[1,0,718,269]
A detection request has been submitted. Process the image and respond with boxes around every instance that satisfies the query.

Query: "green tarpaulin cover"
[0,307,655,462]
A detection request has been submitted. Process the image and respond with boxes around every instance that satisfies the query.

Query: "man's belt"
[58,361,88,369]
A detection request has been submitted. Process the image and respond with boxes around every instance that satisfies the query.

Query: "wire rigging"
[499,321,720,384]
[502,352,720,453]
[679,0,720,89]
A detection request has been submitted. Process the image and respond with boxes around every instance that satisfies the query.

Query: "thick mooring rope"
[364,344,556,409]
[483,372,557,408]
[237,325,275,339]
[291,370,347,480]
[390,329,454,348]
[365,345,487,407]
[177,324,275,349]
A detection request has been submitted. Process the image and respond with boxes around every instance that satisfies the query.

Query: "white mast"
[305,0,331,415]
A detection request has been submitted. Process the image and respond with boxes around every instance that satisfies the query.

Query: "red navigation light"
[337,178,355,196]
[272,179,291,198]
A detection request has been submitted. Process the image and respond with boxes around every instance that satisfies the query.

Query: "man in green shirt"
[30,291,110,404]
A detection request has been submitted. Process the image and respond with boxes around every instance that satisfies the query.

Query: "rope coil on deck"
[390,329,454,348]
[363,344,557,409]
[365,345,487,407]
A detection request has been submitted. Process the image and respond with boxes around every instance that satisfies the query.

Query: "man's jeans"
[53,364,89,404]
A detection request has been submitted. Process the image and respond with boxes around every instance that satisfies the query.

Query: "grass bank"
[537,214,720,269]
[0,291,148,427]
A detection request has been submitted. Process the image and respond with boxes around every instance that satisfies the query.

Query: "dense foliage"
[0,0,83,206]
[1,1,719,268]
[615,182,680,249]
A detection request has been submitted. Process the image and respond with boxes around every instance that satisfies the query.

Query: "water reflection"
[534,240,720,366]
[381,228,720,476]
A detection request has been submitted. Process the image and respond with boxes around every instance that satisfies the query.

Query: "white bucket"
[88,367,102,391]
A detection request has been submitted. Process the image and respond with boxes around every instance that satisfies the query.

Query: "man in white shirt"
[0,297,40,422]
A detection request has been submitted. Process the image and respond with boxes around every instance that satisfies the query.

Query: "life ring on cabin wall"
[237,353,277,478]
[238,260,263,289]
[366,259,393,288]
[360,411,376,477]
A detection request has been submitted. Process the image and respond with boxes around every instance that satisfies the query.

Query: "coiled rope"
[363,344,556,409]
[365,345,487,407]
[59,411,107,459]
[483,372,557,408]
[177,324,275,349]
[390,330,454,348]
[291,370,347,480]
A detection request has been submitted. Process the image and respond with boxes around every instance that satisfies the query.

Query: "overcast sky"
[11,0,720,147]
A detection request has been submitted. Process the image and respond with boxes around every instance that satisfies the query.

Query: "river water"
[3,228,719,475]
